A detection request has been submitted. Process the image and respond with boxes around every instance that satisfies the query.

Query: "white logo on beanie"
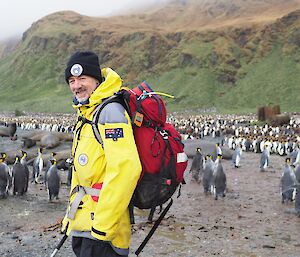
[71,64,83,77]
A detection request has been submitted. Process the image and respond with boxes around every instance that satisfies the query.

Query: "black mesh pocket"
[132,172,177,209]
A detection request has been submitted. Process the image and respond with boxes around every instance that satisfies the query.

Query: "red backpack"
[92,82,188,220]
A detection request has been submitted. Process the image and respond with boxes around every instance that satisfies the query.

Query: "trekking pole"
[135,198,173,256]
[50,222,69,257]
[50,234,68,257]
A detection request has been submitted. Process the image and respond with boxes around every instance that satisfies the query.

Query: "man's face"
[68,75,99,103]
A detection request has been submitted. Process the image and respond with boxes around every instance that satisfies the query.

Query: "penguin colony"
[190,146,227,201]
[0,149,72,202]
[0,112,300,215]
[0,112,76,202]
[1,112,299,153]
[0,112,76,133]
[182,112,300,216]
[170,113,300,158]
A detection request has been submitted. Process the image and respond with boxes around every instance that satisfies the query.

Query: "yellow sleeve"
[91,118,142,241]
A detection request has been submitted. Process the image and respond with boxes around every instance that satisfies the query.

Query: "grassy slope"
[1,37,300,114]
[218,46,300,112]
[148,48,300,114]
[146,68,220,111]
[0,49,73,113]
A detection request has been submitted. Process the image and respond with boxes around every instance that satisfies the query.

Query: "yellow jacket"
[63,68,142,252]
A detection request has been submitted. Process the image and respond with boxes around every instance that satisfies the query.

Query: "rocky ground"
[0,129,300,257]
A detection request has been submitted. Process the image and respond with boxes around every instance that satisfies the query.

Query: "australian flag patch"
[105,128,124,141]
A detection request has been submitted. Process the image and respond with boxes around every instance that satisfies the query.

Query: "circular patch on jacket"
[78,154,88,166]
[71,64,83,77]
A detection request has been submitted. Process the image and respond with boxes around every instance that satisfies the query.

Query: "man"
[62,51,142,257]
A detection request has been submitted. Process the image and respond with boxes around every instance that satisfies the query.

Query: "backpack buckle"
[159,130,168,140]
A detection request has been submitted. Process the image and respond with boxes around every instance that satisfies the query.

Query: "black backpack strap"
[147,128,178,222]
[128,198,135,224]
[75,116,93,141]
[148,143,167,222]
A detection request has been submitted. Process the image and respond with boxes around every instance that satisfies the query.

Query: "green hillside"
[0,7,300,114]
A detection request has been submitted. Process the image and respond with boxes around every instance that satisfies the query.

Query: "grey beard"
[76,96,89,104]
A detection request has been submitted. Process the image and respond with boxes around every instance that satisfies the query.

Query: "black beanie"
[65,51,102,83]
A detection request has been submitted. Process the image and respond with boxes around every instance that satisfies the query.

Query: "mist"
[0,0,172,40]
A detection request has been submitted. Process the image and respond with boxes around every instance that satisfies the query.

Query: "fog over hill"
[0,0,175,40]
[121,0,300,31]
[2,0,300,54]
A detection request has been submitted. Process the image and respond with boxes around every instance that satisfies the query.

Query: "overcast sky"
[0,0,170,39]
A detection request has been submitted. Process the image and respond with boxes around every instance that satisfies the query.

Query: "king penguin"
[12,156,27,195]
[232,144,242,168]
[20,150,29,192]
[295,163,300,183]
[32,147,43,183]
[202,155,214,195]
[213,154,226,200]
[260,145,270,172]
[45,159,60,201]
[189,147,204,183]
[280,158,297,204]
[0,153,11,198]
